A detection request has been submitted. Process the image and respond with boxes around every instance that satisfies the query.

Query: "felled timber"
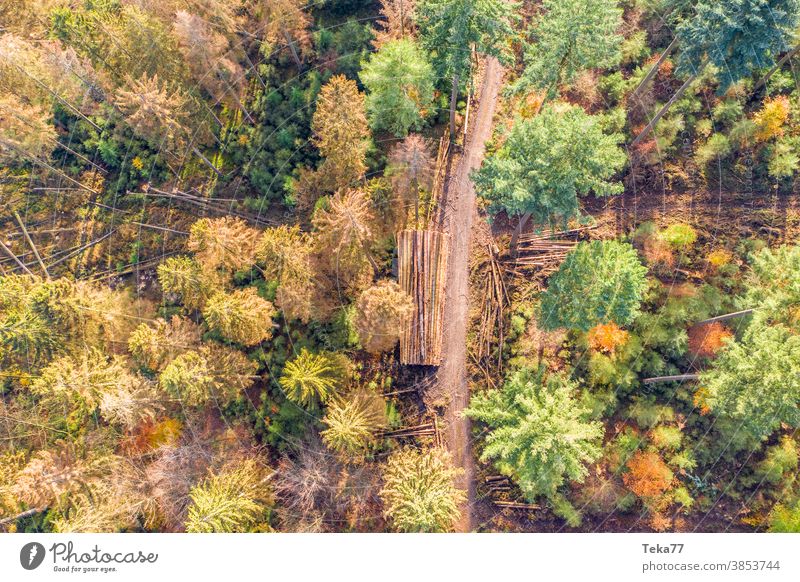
[398,229,449,366]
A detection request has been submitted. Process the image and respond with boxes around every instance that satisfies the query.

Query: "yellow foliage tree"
[754,95,790,142]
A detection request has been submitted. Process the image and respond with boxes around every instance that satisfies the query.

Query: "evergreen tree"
[202,288,276,346]
[312,75,371,191]
[700,323,800,441]
[185,459,272,533]
[387,134,435,225]
[159,345,257,407]
[173,10,244,108]
[187,217,259,274]
[515,0,623,98]
[539,241,648,331]
[380,447,465,532]
[114,73,189,148]
[321,391,387,457]
[676,0,800,93]
[743,244,800,328]
[472,104,625,252]
[374,0,419,47]
[279,349,346,408]
[634,0,800,144]
[360,38,435,136]
[157,256,214,309]
[417,0,517,136]
[254,0,312,69]
[30,348,131,410]
[465,367,603,502]
[128,316,202,372]
[312,187,379,286]
[256,225,317,323]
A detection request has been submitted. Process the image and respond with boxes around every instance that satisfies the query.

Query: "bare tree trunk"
[509,212,532,258]
[14,211,50,279]
[632,73,698,147]
[449,74,459,141]
[0,507,46,527]
[191,145,222,177]
[629,37,678,103]
[695,309,754,325]
[753,45,800,93]
[0,240,35,275]
[282,28,303,71]
[643,374,699,385]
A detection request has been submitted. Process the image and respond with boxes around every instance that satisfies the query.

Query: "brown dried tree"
[387,133,434,225]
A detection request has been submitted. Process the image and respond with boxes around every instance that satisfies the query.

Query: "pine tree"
[472,103,626,253]
[172,10,244,107]
[634,0,800,144]
[255,0,312,69]
[0,276,135,366]
[157,256,215,309]
[98,377,161,431]
[128,316,202,372]
[539,241,648,331]
[0,94,57,164]
[743,244,800,328]
[312,187,379,285]
[465,367,603,502]
[255,226,317,323]
[676,0,799,93]
[699,323,800,441]
[417,0,517,136]
[374,0,418,47]
[30,348,132,411]
[159,345,257,407]
[360,39,435,136]
[187,217,259,274]
[202,288,276,346]
[380,447,465,532]
[388,134,435,225]
[321,391,387,457]
[515,0,622,98]
[354,280,414,354]
[312,75,371,192]
[185,459,272,533]
[114,73,189,148]
[279,349,346,408]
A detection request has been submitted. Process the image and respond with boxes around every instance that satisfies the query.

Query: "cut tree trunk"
[0,507,46,527]
[753,45,800,94]
[628,37,678,104]
[631,73,698,147]
[695,309,754,325]
[14,211,50,279]
[509,212,532,258]
[643,374,699,385]
[282,28,303,71]
[449,74,459,141]
[192,145,222,177]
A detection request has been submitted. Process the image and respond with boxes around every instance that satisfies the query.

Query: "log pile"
[474,244,509,376]
[508,226,596,273]
[398,229,449,366]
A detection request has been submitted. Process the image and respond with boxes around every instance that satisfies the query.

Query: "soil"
[431,57,504,532]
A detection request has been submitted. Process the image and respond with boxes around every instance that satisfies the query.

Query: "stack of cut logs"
[397,229,449,366]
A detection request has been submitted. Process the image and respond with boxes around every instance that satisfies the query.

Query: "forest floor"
[433,57,503,533]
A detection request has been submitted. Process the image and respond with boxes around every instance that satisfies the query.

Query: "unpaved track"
[436,57,502,533]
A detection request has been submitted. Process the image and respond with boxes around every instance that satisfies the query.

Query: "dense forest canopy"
[1,0,800,534]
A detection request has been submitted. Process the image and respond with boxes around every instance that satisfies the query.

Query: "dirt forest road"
[436,57,503,533]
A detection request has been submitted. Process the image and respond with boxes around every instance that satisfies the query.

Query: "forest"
[0,0,799,534]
